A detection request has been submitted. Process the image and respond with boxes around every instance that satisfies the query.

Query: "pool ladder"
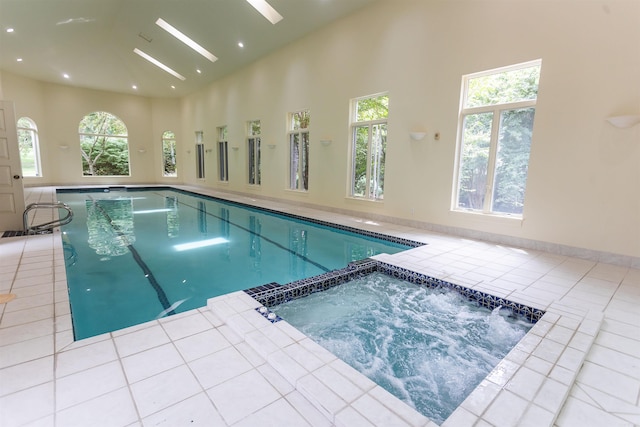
[23,202,74,234]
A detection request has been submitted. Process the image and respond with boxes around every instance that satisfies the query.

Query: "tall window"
[247,120,261,185]
[218,126,229,182]
[350,94,388,200]
[79,111,129,176]
[195,131,205,179]
[288,110,310,191]
[454,60,541,216]
[162,130,177,177]
[17,117,42,177]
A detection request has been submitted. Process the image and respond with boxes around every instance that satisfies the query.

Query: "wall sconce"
[205,149,213,153]
[409,132,427,141]
[320,139,332,146]
[606,115,640,128]
[59,145,69,150]
[137,148,146,153]
[231,146,239,151]
[267,144,276,149]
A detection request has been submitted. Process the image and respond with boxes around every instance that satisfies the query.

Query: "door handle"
[13,175,21,179]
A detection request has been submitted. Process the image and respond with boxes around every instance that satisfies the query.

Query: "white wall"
[180,0,640,259]
[2,0,639,260]
[1,71,181,186]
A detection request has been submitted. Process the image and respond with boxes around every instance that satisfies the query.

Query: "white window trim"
[452,60,540,216]
[348,93,388,201]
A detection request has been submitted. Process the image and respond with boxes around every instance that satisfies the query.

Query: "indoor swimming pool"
[56,187,417,339]
[270,269,535,424]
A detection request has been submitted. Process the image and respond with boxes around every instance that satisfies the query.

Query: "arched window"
[17,117,42,177]
[79,111,130,176]
[162,130,177,177]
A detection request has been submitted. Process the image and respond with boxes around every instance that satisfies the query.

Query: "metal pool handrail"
[23,202,74,233]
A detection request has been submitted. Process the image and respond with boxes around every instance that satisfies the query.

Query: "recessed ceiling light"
[16,58,22,62]
[238,41,244,48]
[246,0,283,25]
[171,85,176,89]
[63,73,70,79]
[132,85,138,90]
[6,28,15,33]
[196,69,201,74]
[133,48,186,81]
[155,18,217,63]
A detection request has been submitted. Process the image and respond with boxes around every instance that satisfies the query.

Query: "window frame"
[17,117,42,177]
[217,126,229,182]
[349,93,388,201]
[453,60,541,216]
[195,130,205,180]
[79,111,130,177]
[162,130,177,178]
[247,120,261,186]
[288,110,310,191]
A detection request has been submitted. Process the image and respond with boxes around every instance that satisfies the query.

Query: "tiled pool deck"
[1,186,639,426]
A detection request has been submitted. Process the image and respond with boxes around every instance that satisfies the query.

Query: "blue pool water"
[272,272,533,425]
[57,188,414,339]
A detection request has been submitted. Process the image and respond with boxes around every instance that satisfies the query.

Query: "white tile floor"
[1,186,639,426]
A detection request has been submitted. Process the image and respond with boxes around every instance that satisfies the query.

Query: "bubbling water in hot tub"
[272,272,532,425]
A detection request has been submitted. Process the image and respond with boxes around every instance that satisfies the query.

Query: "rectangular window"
[288,110,310,191]
[217,126,228,182]
[17,117,42,177]
[247,120,261,185]
[350,94,388,200]
[162,130,177,177]
[195,130,205,180]
[454,60,541,216]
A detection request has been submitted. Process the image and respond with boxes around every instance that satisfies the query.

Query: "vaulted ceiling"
[0,0,375,98]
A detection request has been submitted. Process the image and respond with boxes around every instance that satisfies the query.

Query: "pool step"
[208,291,437,427]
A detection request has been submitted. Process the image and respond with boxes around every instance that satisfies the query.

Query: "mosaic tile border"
[244,259,545,323]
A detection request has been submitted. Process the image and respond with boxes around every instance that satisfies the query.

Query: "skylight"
[133,48,186,80]
[246,0,283,25]
[156,18,218,63]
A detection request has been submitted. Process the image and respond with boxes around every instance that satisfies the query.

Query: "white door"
[0,100,25,232]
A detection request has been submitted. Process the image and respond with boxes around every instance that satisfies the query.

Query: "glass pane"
[81,136,130,176]
[457,112,493,210]
[248,138,256,184]
[17,117,34,129]
[465,65,540,108]
[256,137,261,185]
[163,139,177,177]
[79,112,127,136]
[491,108,535,214]
[18,128,37,176]
[79,112,129,176]
[218,126,227,141]
[218,141,228,181]
[291,111,310,130]
[352,126,369,197]
[301,132,309,190]
[355,95,389,121]
[248,120,261,136]
[163,130,175,139]
[369,123,386,199]
[196,144,205,179]
[290,133,300,189]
